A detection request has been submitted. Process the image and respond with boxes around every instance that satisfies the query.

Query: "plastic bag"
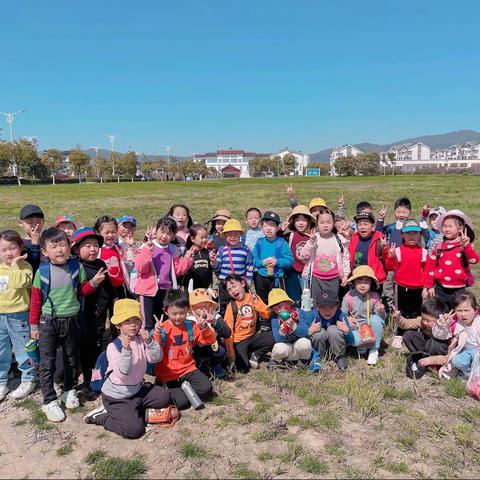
[466,350,480,400]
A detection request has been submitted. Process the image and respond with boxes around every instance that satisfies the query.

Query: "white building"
[387,142,432,171]
[270,148,310,176]
[192,149,260,178]
[430,142,480,169]
[329,144,363,175]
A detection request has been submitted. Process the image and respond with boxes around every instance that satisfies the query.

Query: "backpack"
[38,258,81,314]
[90,337,122,393]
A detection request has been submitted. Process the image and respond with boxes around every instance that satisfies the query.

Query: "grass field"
[1,175,480,479]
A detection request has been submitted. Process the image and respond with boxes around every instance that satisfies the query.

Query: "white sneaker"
[0,385,9,401]
[42,400,66,422]
[391,335,403,349]
[54,383,63,398]
[63,389,80,409]
[10,381,36,400]
[367,350,379,366]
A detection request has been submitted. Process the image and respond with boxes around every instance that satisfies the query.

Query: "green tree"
[40,148,62,184]
[387,152,396,175]
[0,142,14,177]
[68,148,90,183]
[334,156,356,176]
[307,162,330,176]
[92,156,111,183]
[356,152,381,176]
[15,139,39,183]
[122,151,138,182]
[282,154,296,175]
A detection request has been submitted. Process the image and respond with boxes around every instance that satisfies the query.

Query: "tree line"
[334,152,396,176]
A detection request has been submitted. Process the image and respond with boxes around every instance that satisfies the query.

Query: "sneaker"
[213,364,226,379]
[10,381,36,400]
[391,335,403,349]
[249,352,260,369]
[78,383,97,401]
[54,383,63,398]
[267,359,282,370]
[83,404,107,425]
[367,351,379,366]
[0,385,9,401]
[42,400,66,422]
[336,356,348,372]
[63,389,80,409]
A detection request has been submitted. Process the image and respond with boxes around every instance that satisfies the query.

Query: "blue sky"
[1,1,479,155]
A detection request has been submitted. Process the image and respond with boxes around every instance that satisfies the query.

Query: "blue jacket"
[253,236,294,278]
[271,308,312,344]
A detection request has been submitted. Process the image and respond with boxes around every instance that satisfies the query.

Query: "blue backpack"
[90,337,122,393]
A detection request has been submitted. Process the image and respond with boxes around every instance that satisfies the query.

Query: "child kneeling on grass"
[83,299,175,439]
[267,288,312,369]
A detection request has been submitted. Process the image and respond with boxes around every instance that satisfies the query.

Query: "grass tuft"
[232,463,259,480]
[85,449,146,480]
[445,378,467,398]
[17,398,54,431]
[298,455,329,475]
[56,441,75,456]
[179,441,209,459]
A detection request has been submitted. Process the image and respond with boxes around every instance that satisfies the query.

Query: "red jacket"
[384,244,427,289]
[349,231,387,284]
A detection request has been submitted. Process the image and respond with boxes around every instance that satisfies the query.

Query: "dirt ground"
[1,344,479,480]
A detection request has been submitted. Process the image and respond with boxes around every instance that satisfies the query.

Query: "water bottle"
[301,288,312,312]
[181,380,204,410]
[25,338,40,365]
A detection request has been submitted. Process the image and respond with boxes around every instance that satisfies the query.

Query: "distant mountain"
[309,129,480,163]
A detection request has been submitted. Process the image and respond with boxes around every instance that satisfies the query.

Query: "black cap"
[405,351,429,379]
[19,204,44,220]
[316,290,339,307]
[354,212,375,224]
[262,211,281,225]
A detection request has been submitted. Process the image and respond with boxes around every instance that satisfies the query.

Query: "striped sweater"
[215,244,253,283]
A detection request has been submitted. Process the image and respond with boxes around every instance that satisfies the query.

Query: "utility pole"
[92,146,100,158]
[103,133,121,175]
[0,110,25,181]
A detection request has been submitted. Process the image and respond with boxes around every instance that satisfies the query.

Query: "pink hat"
[436,209,473,231]
[53,214,81,230]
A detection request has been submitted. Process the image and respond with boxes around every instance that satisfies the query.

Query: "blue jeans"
[348,314,384,352]
[451,349,477,377]
[0,311,34,384]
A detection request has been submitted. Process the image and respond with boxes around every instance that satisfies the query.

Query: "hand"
[308,231,317,241]
[197,313,208,330]
[124,232,135,246]
[348,315,358,329]
[30,223,42,245]
[187,245,199,258]
[338,194,345,209]
[286,184,295,199]
[120,334,131,349]
[418,357,434,368]
[422,288,429,300]
[209,250,217,262]
[145,226,156,243]
[154,315,164,335]
[308,322,321,335]
[269,257,277,266]
[340,275,348,287]
[459,228,470,247]
[437,309,454,326]
[11,253,28,265]
[336,320,349,334]
[30,330,40,340]
[427,287,435,298]
[378,205,387,220]
[421,203,431,214]
[374,302,385,313]
[251,293,259,303]
[388,243,396,258]
[280,220,289,232]
[380,236,389,250]
[139,328,151,344]
[91,267,107,286]
[391,307,401,323]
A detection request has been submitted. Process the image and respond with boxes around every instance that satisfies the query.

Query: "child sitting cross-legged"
[267,288,312,369]
[83,299,175,439]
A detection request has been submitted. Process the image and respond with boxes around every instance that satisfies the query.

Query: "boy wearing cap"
[18,204,45,274]
[420,205,447,253]
[253,211,294,307]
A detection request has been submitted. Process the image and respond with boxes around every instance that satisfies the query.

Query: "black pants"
[38,314,81,404]
[101,383,171,439]
[141,289,167,331]
[255,275,286,306]
[234,331,275,372]
[165,369,213,410]
[396,284,423,319]
[218,281,230,317]
[434,283,465,309]
[80,311,107,385]
[402,330,449,356]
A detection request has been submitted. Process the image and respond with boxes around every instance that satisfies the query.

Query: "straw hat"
[221,219,244,236]
[347,265,379,288]
[211,209,231,222]
[287,205,317,229]
[189,288,218,310]
[267,288,294,308]
[110,299,143,325]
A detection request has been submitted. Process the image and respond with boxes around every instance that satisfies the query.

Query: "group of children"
[0,191,478,439]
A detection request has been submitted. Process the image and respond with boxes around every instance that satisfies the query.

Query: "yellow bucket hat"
[309,198,328,210]
[221,218,244,237]
[287,205,317,229]
[347,265,378,288]
[111,299,143,325]
[267,288,294,308]
[189,288,218,310]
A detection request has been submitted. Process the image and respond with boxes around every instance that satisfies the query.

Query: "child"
[308,290,351,372]
[0,230,35,401]
[53,214,81,239]
[283,205,316,303]
[424,210,480,307]
[83,299,174,439]
[223,274,273,372]
[299,207,350,307]
[419,205,447,253]
[71,227,116,395]
[188,288,231,379]
[424,291,480,379]
[29,228,106,422]
[354,201,386,232]
[153,289,216,409]
[243,208,264,251]
[94,216,132,299]
[213,219,254,313]
[116,215,140,284]
[340,266,386,365]
[183,224,214,290]
[253,211,294,305]
[268,289,312,369]
[134,217,195,330]
[169,204,193,252]
[18,204,45,274]
[334,215,353,241]
[208,209,231,251]
[348,212,387,286]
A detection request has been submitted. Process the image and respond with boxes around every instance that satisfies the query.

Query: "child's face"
[225,230,241,247]
[428,214,439,230]
[294,215,309,234]
[156,226,175,246]
[262,220,278,239]
[57,221,76,238]
[42,239,70,265]
[192,229,208,248]
[0,239,21,265]
[165,304,188,326]
[172,207,188,228]
[317,213,334,236]
[272,301,292,315]
[335,219,352,237]
[118,316,142,338]
[358,207,373,215]
[118,222,136,240]
[442,218,462,240]
[357,220,374,238]
[77,238,100,262]
[99,222,117,246]
[354,276,372,295]
[394,206,411,221]
[225,279,246,301]
[318,304,338,320]
[18,216,45,238]
[455,301,476,326]
[420,313,436,332]
[215,220,226,234]
[191,301,213,318]
[402,231,421,246]
[246,211,261,229]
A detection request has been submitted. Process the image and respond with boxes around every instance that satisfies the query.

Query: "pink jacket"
[133,243,193,296]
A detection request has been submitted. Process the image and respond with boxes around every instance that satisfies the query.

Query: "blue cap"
[402,218,421,233]
[117,215,137,226]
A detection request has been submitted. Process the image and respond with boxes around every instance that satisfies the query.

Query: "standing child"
[208,209,231,251]
[116,215,140,285]
[29,228,106,422]
[243,208,264,251]
[153,289,216,409]
[183,224,215,290]
[419,205,447,253]
[169,204,193,252]
[0,230,35,401]
[83,299,174,439]
[18,204,45,274]
[53,215,81,240]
